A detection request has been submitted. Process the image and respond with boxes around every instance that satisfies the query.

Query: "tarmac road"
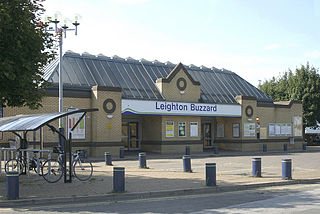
[1,183,320,214]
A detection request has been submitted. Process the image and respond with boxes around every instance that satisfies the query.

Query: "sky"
[42,0,320,86]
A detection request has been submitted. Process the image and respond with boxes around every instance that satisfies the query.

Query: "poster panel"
[293,115,303,136]
[67,108,86,139]
[190,122,198,137]
[269,123,292,136]
[232,123,240,138]
[166,121,174,137]
[217,124,224,137]
[244,123,255,137]
[269,124,275,136]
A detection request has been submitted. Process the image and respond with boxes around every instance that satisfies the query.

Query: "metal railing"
[0,148,53,176]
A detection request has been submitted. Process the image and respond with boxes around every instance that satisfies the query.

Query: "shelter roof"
[0,109,98,132]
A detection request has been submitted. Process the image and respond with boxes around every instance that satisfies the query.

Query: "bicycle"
[5,150,47,176]
[41,147,93,183]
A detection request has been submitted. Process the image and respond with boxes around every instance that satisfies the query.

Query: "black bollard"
[6,172,19,200]
[282,159,292,180]
[105,152,112,166]
[139,152,147,168]
[113,167,125,192]
[213,146,219,155]
[120,148,125,158]
[185,146,190,155]
[183,155,192,172]
[263,144,267,152]
[303,143,307,151]
[283,144,288,151]
[252,158,261,177]
[206,163,216,186]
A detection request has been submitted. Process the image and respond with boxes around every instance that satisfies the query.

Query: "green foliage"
[259,63,320,127]
[0,0,56,109]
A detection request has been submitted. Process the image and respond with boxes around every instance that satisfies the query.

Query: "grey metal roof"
[0,109,98,132]
[43,51,273,104]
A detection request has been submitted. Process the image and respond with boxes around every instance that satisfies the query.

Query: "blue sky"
[43,0,320,86]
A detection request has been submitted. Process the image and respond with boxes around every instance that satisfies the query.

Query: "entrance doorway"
[122,122,140,150]
[202,122,213,148]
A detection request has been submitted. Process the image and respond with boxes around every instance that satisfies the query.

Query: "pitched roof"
[43,51,273,104]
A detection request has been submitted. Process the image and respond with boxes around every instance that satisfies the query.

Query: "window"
[178,122,186,137]
[232,123,240,138]
[190,122,198,137]
[269,123,292,136]
[166,121,174,137]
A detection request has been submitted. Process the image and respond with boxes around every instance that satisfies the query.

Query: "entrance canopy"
[0,108,98,132]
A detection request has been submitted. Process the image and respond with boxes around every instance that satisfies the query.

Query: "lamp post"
[44,14,80,149]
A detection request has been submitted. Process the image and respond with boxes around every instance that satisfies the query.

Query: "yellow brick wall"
[91,88,122,143]
[142,115,162,141]
[215,117,241,140]
[239,98,303,140]
[239,99,257,140]
[157,69,201,103]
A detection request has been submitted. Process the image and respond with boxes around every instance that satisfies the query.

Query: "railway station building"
[0,51,304,157]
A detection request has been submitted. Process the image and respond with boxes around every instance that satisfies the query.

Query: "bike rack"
[0,148,53,175]
[0,108,99,183]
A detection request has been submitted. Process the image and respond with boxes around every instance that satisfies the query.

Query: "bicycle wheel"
[33,159,47,176]
[5,159,23,175]
[42,159,63,183]
[73,159,93,181]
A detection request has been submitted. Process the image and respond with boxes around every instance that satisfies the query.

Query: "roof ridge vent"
[152,60,163,65]
[221,68,233,73]
[82,52,95,58]
[112,55,124,60]
[188,64,199,69]
[139,58,151,63]
[200,65,210,70]
[97,54,110,59]
[165,61,174,66]
[65,50,80,57]
[125,57,137,62]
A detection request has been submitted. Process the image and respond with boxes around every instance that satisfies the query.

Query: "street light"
[44,13,80,148]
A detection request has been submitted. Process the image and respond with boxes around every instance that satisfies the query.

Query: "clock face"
[245,105,253,117]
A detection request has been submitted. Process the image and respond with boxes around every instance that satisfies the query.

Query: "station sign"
[122,99,241,117]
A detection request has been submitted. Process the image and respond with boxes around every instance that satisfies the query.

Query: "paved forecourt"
[0,149,320,202]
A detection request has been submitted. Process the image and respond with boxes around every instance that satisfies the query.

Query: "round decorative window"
[103,99,116,114]
[245,105,253,117]
[177,78,187,91]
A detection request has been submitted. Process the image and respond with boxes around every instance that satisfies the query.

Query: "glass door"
[129,122,140,150]
[202,123,213,148]
[122,121,140,150]
[121,122,129,149]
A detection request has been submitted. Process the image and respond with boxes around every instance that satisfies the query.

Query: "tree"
[259,63,320,127]
[0,0,56,109]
